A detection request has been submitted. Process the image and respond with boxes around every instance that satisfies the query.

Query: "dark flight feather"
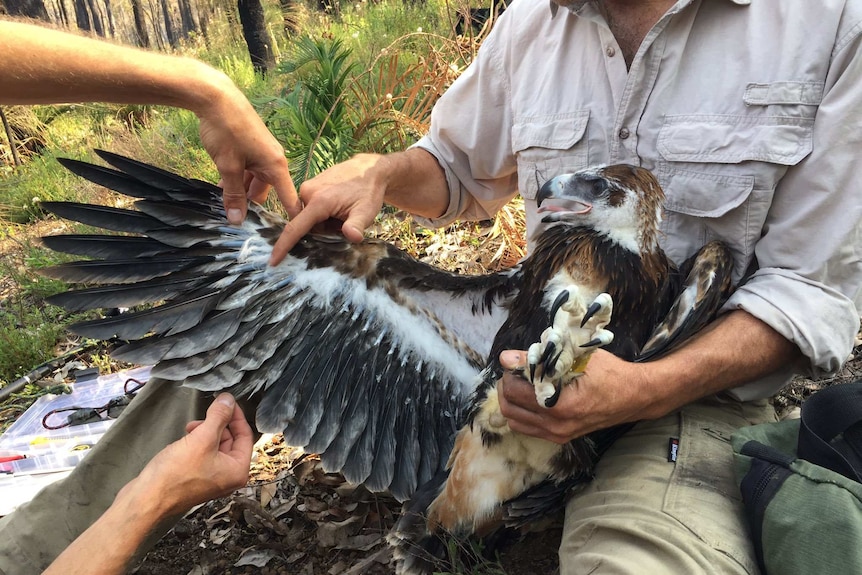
[40,235,172,259]
[41,202,162,234]
[45,275,205,311]
[56,158,170,201]
[41,256,214,284]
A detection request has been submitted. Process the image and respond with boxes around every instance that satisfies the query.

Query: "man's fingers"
[221,172,248,225]
[271,173,301,218]
[197,393,238,437]
[226,402,254,460]
[500,349,526,371]
[186,420,203,434]
[269,206,324,265]
[341,205,378,244]
[246,176,271,205]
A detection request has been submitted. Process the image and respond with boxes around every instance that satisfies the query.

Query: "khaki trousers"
[560,398,776,575]
[0,377,209,575]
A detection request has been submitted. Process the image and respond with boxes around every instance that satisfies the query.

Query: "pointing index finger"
[269,203,327,266]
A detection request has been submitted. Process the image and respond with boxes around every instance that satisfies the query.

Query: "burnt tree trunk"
[74,0,91,31]
[160,0,178,47]
[146,0,165,49]
[237,0,275,74]
[3,0,50,19]
[196,0,209,44]
[131,0,150,46]
[85,0,104,34]
[53,0,69,26]
[178,0,198,37]
[102,0,115,36]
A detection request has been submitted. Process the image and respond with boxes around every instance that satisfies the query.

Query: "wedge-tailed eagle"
[39,152,733,574]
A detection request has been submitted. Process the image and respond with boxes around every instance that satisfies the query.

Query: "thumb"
[341,207,378,244]
[500,350,526,370]
[220,172,248,225]
[199,393,237,436]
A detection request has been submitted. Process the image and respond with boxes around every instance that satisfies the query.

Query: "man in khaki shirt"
[284,0,861,572]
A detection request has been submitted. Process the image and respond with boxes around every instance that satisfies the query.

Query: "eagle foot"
[527,290,614,407]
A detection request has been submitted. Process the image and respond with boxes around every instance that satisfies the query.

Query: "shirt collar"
[558,0,750,17]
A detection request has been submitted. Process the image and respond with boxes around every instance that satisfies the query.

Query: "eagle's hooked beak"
[536,173,594,222]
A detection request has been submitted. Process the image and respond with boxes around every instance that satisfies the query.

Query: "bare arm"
[42,394,254,575]
[498,310,800,443]
[0,21,298,240]
[270,147,450,263]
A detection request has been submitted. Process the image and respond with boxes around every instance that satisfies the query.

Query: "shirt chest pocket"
[656,109,815,281]
[512,110,590,200]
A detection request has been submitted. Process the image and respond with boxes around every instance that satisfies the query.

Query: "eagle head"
[536,164,665,254]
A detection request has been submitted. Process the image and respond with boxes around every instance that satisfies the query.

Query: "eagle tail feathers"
[389,470,454,575]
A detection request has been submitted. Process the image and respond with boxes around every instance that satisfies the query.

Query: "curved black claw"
[529,362,537,382]
[580,337,603,348]
[551,290,571,319]
[580,299,604,328]
[544,383,562,408]
[539,341,557,378]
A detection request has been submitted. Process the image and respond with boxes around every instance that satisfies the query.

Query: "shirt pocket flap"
[658,166,755,218]
[512,110,590,153]
[658,116,813,166]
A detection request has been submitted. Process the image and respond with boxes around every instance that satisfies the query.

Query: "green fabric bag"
[731,381,862,575]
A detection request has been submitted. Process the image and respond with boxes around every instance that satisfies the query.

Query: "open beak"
[536,174,593,221]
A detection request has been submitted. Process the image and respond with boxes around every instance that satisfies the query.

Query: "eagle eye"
[592,179,609,195]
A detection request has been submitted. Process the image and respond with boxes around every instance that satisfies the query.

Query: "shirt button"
[606,46,616,57]
[619,127,630,139]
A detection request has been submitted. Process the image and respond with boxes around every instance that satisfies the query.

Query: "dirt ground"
[131,434,563,575]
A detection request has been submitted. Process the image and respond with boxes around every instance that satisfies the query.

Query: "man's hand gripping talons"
[516,290,615,408]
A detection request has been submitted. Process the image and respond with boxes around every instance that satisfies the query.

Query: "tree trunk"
[131,0,150,46]
[160,0,177,47]
[102,0,115,36]
[237,0,275,74]
[74,0,91,31]
[85,0,104,34]
[54,0,69,27]
[146,0,165,49]
[3,0,50,20]
[178,0,197,37]
[195,0,210,44]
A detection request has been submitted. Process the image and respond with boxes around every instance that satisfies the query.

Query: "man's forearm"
[42,477,169,575]
[0,21,230,115]
[380,148,450,220]
[638,310,801,419]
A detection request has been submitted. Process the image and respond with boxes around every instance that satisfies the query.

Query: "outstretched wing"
[40,150,519,501]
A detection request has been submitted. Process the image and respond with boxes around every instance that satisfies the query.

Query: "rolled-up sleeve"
[725,29,862,399]
[411,16,519,228]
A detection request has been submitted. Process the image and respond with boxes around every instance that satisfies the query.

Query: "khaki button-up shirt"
[414,0,862,399]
